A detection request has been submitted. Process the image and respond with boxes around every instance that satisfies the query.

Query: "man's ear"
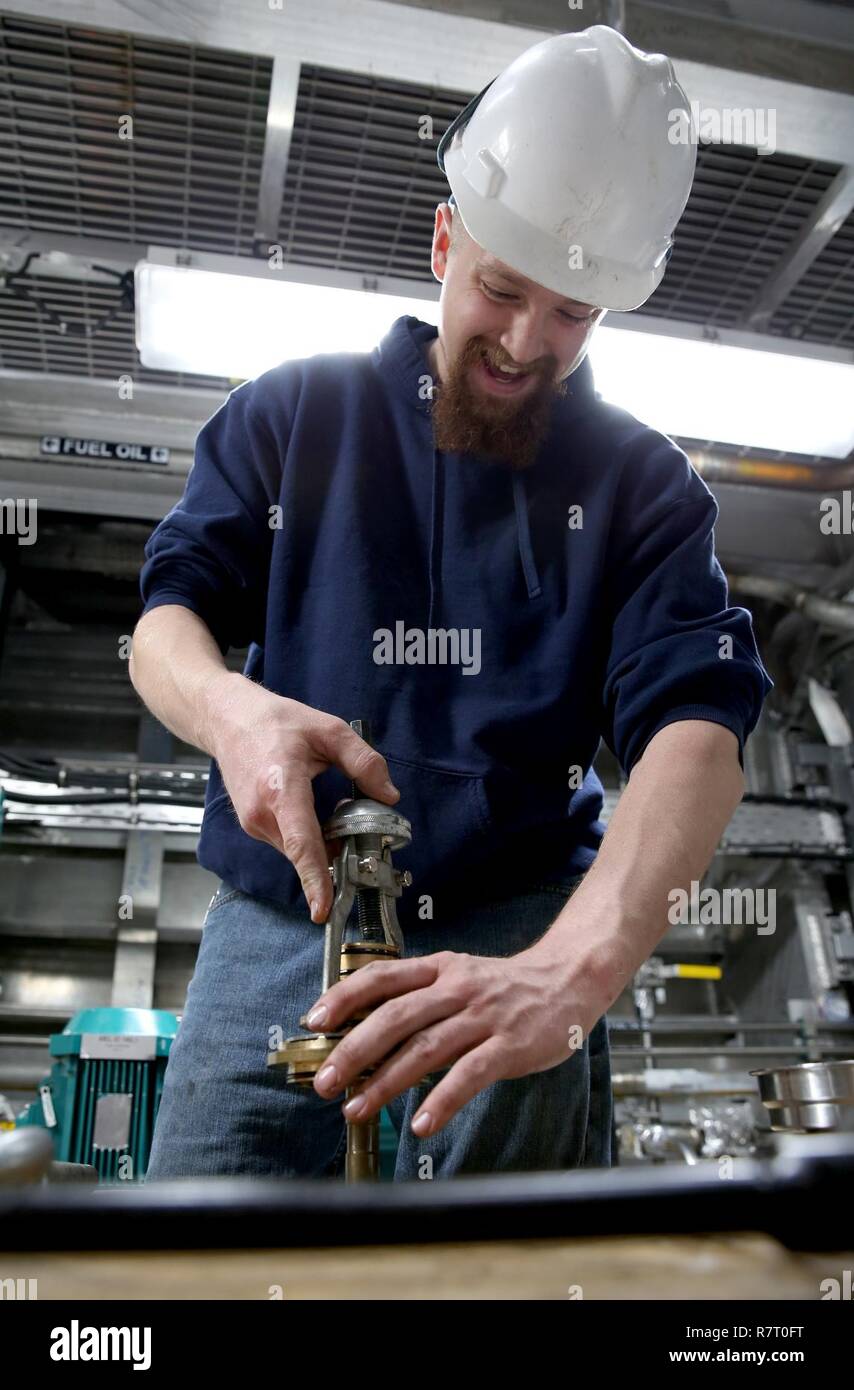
[431,202,453,281]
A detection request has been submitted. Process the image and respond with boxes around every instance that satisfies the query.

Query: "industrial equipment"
[14,1006,178,1183]
[267,720,414,1181]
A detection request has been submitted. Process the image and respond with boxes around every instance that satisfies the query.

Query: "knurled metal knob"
[323,797,412,849]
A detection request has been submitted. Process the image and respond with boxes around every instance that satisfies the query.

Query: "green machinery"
[14,1004,399,1180]
[15,1007,178,1183]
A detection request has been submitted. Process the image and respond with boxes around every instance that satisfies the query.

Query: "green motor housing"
[15,1006,178,1184]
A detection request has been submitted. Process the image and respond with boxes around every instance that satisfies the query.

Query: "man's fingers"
[340,1019,488,1121]
[271,777,332,922]
[406,1040,506,1136]
[312,956,442,1029]
[318,721,400,803]
[318,997,481,1106]
[323,798,350,868]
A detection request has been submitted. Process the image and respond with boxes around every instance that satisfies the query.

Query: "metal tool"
[267,719,412,1180]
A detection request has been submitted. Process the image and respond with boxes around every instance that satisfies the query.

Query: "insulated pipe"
[729,573,854,633]
[690,450,854,492]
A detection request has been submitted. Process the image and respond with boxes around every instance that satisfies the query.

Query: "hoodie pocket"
[476,762,582,887]
[479,763,570,829]
[382,752,491,892]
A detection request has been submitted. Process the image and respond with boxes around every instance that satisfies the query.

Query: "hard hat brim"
[447,164,664,314]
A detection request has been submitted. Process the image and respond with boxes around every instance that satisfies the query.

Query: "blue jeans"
[145,877,612,1180]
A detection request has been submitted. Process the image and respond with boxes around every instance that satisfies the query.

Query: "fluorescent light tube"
[589,325,854,458]
[136,250,854,458]
[135,256,439,379]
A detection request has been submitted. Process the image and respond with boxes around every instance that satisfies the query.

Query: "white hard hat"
[437,25,697,313]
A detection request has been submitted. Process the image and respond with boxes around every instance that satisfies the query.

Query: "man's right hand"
[208,673,399,922]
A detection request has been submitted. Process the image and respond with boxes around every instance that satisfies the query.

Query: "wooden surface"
[4,1234,852,1299]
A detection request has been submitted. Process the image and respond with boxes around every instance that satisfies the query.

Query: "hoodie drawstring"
[512,471,542,599]
[428,451,541,622]
[427,448,444,628]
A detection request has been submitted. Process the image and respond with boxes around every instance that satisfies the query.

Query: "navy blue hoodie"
[139,314,773,928]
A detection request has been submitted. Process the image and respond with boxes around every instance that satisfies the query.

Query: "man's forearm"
[129,604,243,756]
[537,719,745,1007]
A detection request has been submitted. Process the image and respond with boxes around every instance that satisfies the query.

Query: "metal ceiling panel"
[273,63,466,281]
[0,270,231,388]
[643,144,844,336]
[0,11,852,384]
[768,206,854,348]
[0,12,270,250]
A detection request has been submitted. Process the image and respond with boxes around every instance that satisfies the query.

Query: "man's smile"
[475,349,540,395]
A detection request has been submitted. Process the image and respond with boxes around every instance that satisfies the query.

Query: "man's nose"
[498,313,549,370]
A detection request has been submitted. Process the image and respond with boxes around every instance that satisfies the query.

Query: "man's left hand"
[305,946,606,1136]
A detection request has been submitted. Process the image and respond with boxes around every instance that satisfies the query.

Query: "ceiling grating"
[0,271,232,388]
[0,12,853,392]
[642,145,843,336]
[768,206,854,346]
[273,63,470,282]
[0,12,270,251]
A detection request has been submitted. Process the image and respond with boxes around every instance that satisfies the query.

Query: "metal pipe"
[612,1019,854,1033]
[0,1127,53,1186]
[611,1073,757,1097]
[690,450,854,492]
[728,573,854,633]
[610,1045,854,1057]
[344,1087,380,1182]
